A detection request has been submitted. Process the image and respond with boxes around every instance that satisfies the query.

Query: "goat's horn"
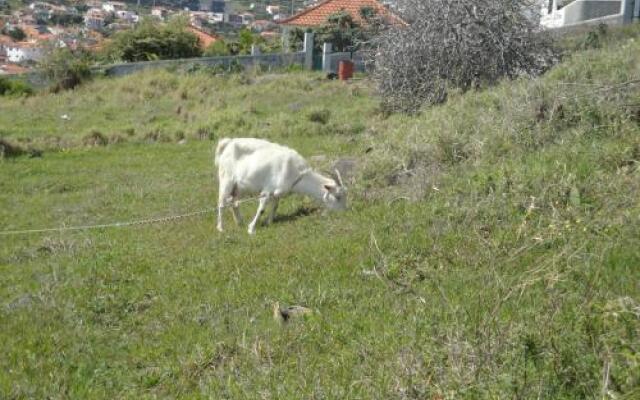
[335,169,345,187]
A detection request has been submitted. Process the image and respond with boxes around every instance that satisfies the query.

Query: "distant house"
[86,0,102,8]
[189,11,207,28]
[29,2,53,11]
[266,5,280,15]
[102,1,127,14]
[0,34,13,59]
[239,12,255,25]
[277,0,403,28]
[211,13,225,23]
[540,0,639,29]
[212,0,226,13]
[251,19,277,32]
[200,0,226,13]
[84,8,106,30]
[115,10,139,23]
[6,41,44,63]
[107,21,133,31]
[227,13,243,26]
[151,7,171,20]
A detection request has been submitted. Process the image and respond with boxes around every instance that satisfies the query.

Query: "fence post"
[621,0,634,23]
[251,45,261,56]
[322,42,332,73]
[303,32,314,70]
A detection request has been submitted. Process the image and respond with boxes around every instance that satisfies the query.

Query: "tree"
[0,76,33,97]
[40,47,93,92]
[204,39,230,56]
[371,0,557,113]
[48,13,84,27]
[288,7,385,53]
[103,17,202,62]
[4,26,26,41]
[316,11,362,52]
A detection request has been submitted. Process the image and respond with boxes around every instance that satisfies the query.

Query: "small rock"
[5,294,34,311]
[28,149,43,158]
[272,302,312,323]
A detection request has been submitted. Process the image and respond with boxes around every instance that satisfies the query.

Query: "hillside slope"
[1,25,639,398]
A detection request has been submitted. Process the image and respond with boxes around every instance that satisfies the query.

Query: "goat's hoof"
[248,227,256,235]
[217,226,224,233]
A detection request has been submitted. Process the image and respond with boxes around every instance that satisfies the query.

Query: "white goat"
[214,138,347,234]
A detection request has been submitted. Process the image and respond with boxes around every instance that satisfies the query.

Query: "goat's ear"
[324,184,335,193]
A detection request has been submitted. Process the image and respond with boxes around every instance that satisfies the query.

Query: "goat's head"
[322,169,348,211]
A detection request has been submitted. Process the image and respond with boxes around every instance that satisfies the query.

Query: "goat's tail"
[214,138,231,166]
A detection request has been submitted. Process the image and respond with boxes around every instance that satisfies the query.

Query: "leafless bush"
[370,0,558,113]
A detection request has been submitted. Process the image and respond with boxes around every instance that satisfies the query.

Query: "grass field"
[1,25,639,398]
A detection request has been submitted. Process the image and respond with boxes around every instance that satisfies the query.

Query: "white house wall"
[563,0,623,25]
[7,47,44,63]
[541,0,638,28]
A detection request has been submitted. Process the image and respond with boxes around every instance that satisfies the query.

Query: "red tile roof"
[278,0,402,27]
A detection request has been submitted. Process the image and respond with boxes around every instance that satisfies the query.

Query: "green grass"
[0,70,375,151]
[1,25,640,398]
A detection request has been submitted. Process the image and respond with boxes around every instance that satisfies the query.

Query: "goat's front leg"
[248,194,270,235]
[266,197,279,225]
[231,200,244,226]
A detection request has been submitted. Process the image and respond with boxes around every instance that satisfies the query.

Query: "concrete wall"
[6,38,314,87]
[563,0,623,25]
[541,0,638,29]
[100,52,306,77]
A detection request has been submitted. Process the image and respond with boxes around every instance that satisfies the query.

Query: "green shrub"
[2,26,26,41]
[307,108,332,124]
[204,40,230,57]
[0,77,33,97]
[104,17,202,62]
[40,48,93,92]
[580,23,608,50]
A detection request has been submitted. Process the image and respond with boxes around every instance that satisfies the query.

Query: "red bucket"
[338,60,354,81]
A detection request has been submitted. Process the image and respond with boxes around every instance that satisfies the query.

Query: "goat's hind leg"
[266,197,279,225]
[231,202,244,226]
[217,180,235,233]
[230,186,244,226]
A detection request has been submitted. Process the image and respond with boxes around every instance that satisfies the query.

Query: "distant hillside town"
[0,0,638,75]
[0,0,326,73]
